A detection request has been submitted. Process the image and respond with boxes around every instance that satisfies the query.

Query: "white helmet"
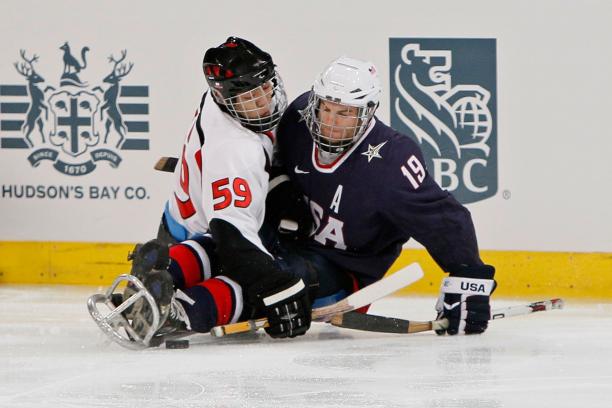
[304,57,382,157]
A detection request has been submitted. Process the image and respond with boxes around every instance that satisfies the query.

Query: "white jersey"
[165,92,274,256]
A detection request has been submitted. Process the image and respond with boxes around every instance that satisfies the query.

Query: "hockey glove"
[248,273,312,339]
[265,175,313,240]
[435,264,496,335]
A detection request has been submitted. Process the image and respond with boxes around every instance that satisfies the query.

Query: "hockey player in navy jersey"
[270,57,496,335]
[96,37,314,348]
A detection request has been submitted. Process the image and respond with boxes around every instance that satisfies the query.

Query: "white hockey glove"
[435,264,496,335]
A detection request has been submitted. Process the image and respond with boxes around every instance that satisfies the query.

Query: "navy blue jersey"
[275,92,482,284]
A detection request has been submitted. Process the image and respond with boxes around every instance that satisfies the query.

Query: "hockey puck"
[165,339,189,349]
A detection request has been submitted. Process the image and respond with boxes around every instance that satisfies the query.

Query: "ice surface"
[1,285,611,408]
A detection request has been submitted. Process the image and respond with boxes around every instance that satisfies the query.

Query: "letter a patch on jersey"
[330,185,343,214]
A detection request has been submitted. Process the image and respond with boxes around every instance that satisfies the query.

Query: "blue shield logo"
[389,38,497,204]
[48,90,101,157]
[0,45,150,176]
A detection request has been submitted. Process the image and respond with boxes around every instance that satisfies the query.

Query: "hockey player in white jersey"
[106,37,312,347]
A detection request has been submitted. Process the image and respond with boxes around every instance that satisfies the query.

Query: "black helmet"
[203,37,287,132]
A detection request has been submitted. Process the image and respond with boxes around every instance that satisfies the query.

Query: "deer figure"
[14,50,49,147]
[94,50,133,148]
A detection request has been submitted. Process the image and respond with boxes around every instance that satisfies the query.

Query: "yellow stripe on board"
[389,250,612,300]
[0,242,133,286]
[1,241,611,299]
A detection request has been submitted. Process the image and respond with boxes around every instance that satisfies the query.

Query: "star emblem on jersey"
[361,141,387,163]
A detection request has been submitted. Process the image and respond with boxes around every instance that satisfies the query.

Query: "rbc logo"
[389,38,497,203]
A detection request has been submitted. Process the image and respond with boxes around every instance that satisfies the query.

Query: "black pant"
[158,215,353,305]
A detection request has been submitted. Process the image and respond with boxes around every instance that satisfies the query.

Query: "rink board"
[1,241,610,299]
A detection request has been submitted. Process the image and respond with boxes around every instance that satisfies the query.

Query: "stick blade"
[491,298,565,320]
[345,262,424,309]
[154,157,178,173]
[331,312,413,333]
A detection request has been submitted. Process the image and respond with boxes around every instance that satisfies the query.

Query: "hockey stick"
[154,156,178,173]
[210,262,425,337]
[329,298,565,334]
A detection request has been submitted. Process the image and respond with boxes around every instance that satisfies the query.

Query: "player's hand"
[248,274,312,338]
[265,175,313,240]
[435,264,496,335]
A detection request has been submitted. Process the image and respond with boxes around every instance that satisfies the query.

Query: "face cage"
[215,72,288,133]
[305,93,377,155]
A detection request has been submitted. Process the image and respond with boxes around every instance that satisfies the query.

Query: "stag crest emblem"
[93,50,133,148]
[0,43,150,176]
[13,50,53,147]
[390,38,498,204]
